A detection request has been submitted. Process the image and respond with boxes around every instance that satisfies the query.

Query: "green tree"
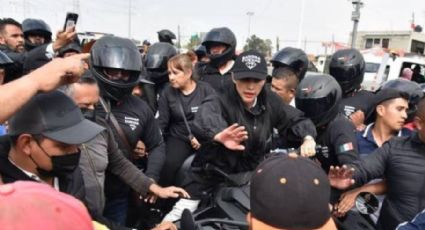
[243,35,273,57]
[185,34,201,50]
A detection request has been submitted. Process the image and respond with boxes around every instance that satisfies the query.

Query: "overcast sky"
[2,0,425,54]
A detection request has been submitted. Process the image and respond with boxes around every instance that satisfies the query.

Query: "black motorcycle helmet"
[194,45,207,60]
[90,36,142,102]
[158,29,176,45]
[145,42,177,85]
[381,78,424,122]
[329,48,365,97]
[296,73,342,127]
[22,18,52,51]
[270,47,309,81]
[202,27,236,68]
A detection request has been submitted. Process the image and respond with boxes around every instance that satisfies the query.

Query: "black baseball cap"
[8,91,104,144]
[232,50,268,80]
[370,88,409,121]
[250,154,331,229]
[375,88,409,106]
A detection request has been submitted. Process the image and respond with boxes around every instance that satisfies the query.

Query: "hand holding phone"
[64,12,78,32]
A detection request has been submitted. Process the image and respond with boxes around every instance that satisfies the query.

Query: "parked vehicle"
[360,48,425,91]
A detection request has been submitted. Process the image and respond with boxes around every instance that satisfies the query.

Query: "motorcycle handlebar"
[267,145,329,159]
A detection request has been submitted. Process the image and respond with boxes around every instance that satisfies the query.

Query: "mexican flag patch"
[338,142,354,153]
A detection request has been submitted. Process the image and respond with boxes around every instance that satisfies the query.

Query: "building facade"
[352,31,425,54]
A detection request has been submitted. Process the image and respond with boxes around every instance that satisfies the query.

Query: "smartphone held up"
[63,12,78,32]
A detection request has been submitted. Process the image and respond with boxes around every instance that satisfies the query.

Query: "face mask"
[30,139,81,178]
[208,54,225,68]
[80,108,96,121]
[100,81,132,102]
[208,50,233,68]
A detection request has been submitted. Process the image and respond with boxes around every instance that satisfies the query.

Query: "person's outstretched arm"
[0,53,89,123]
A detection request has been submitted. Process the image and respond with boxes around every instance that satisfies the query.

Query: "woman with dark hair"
[163,50,318,222]
[158,53,216,186]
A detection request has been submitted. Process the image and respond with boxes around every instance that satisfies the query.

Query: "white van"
[361,53,392,91]
[385,55,425,82]
[361,52,425,91]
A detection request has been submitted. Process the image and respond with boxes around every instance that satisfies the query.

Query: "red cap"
[0,181,93,230]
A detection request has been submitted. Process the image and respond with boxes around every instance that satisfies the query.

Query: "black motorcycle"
[176,146,329,230]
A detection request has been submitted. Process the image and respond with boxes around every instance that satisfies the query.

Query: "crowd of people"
[0,16,425,230]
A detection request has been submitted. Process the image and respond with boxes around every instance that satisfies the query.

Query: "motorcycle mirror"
[181,209,197,230]
[355,192,379,215]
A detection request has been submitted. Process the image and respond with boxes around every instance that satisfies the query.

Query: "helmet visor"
[93,47,141,71]
[102,68,140,85]
[296,96,336,124]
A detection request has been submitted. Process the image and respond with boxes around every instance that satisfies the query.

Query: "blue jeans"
[103,197,128,226]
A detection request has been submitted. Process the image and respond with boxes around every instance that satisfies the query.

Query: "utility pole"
[177,25,181,50]
[128,0,132,38]
[247,12,254,39]
[423,11,425,30]
[350,0,363,48]
[276,36,280,52]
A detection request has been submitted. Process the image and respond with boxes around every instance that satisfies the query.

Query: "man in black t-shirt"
[196,27,237,93]
[329,48,377,131]
[89,36,180,225]
[296,74,359,173]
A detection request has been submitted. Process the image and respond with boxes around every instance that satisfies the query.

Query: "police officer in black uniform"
[296,73,359,173]
[143,42,177,113]
[0,18,76,81]
[196,27,237,93]
[163,50,317,222]
[89,36,166,224]
[157,53,216,187]
[22,18,52,51]
[144,42,177,98]
[329,48,377,130]
[296,74,362,230]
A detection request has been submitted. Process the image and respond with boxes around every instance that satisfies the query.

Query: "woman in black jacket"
[158,53,216,186]
[162,50,318,222]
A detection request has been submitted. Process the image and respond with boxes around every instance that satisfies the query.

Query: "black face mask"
[80,108,96,121]
[208,47,234,69]
[99,81,132,102]
[30,139,81,178]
